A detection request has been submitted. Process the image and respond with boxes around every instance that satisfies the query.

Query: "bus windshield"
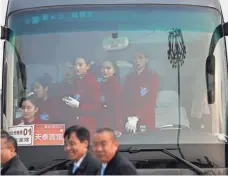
[4,5,227,147]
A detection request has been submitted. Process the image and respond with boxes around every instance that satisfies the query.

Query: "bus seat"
[155,90,190,128]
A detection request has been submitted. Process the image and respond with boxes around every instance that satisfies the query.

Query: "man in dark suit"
[64,125,101,175]
[1,132,29,175]
[93,128,138,175]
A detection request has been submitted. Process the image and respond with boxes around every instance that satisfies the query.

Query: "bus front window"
[4,5,227,148]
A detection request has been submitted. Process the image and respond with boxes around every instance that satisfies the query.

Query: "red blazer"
[51,82,78,125]
[35,97,62,124]
[99,76,123,132]
[123,68,159,132]
[67,72,101,134]
[54,81,75,98]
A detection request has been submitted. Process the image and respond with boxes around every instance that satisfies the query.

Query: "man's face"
[1,138,14,165]
[64,133,88,161]
[74,58,90,76]
[92,132,118,163]
[135,53,148,70]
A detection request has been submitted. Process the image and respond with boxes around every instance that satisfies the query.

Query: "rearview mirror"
[224,22,228,36]
[1,26,27,93]
[206,22,228,104]
[103,33,129,51]
[206,55,215,104]
[1,26,13,41]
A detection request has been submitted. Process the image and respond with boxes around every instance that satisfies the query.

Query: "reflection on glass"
[5,5,226,145]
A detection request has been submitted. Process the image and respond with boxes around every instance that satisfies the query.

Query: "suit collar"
[2,155,18,167]
[1,155,18,174]
[73,154,86,168]
[104,151,119,174]
[68,152,91,175]
[77,152,90,170]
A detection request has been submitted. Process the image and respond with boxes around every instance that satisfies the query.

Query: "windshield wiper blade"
[32,159,70,175]
[119,147,205,175]
[157,124,190,129]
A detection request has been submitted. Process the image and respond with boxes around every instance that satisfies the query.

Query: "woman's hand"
[63,96,80,108]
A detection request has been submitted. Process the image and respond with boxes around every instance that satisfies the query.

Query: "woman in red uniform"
[63,57,100,134]
[32,74,61,124]
[13,97,42,125]
[98,60,123,134]
[123,53,159,133]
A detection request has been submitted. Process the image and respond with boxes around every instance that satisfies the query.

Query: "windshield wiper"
[157,124,190,129]
[32,159,70,175]
[120,147,208,175]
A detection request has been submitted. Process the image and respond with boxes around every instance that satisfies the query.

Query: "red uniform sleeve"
[78,77,101,113]
[122,75,132,118]
[139,72,159,129]
[111,78,123,131]
[144,72,159,112]
[122,71,159,130]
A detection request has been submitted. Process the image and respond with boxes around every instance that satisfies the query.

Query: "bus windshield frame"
[2,4,228,146]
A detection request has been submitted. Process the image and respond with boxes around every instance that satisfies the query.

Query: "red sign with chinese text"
[33,124,65,146]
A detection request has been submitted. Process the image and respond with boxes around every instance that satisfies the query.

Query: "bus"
[1,0,228,174]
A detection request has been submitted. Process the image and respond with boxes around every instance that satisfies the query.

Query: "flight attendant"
[32,74,60,123]
[13,97,42,125]
[63,57,100,134]
[123,53,159,133]
[98,60,122,134]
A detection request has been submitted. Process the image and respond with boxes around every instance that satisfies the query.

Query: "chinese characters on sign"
[34,124,65,146]
[34,133,63,141]
[8,125,34,146]
[8,124,65,146]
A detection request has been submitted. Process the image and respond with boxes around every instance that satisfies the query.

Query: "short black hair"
[96,128,117,140]
[1,134,18,153]
[64,125,90,148]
